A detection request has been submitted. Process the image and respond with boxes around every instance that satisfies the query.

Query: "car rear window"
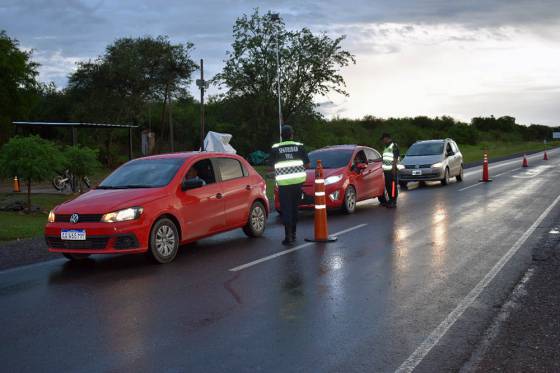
[216,158,245,181]
[309,149,353,169]
[407,142,444,156]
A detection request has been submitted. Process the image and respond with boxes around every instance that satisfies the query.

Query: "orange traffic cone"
[522,154,528,167]
[305,160,337,243]
[480,150,492,182]
[13,176,20,193]
[544,151,549,160]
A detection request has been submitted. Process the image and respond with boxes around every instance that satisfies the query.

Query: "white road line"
[394,193,560,373]
[458,182,483,192]
[229,223,368,272]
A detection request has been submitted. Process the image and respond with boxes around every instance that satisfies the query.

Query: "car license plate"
[61,229,86,240]
[412,170,422,176]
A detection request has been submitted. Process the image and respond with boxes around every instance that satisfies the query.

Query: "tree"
[63,146,101,193]
[67,36,197,158]
[0,135,64,211]
[0,31,41,144]
[216,9,355,150]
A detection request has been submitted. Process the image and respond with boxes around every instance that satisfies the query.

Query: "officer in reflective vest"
[378,133,400,208]
[270,125,310,245]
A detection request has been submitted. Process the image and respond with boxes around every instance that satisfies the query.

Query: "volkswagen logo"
[70,213,79,224]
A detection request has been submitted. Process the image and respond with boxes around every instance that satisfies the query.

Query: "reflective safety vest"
[272,141,307,186]
[382,142,396,171]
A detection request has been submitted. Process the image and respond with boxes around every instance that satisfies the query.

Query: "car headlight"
[324,175,344,185]
[101,207,144,223]
[432,162,443,168]
[48,210,55,223]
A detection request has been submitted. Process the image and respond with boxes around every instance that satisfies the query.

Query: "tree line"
[1,9,557,169]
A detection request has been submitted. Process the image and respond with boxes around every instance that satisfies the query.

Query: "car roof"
[413,139,449,144]
[134,151,241,161]
[313,144,360,152]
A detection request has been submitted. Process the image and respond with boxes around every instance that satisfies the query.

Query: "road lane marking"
[229,223,368,272]
[394,193,560,373]
[458,182,483,192]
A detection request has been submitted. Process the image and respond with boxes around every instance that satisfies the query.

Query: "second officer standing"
[270,125,310,245]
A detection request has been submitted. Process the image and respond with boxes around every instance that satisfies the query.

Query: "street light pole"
[271,13,283,142]
[196,59,209,151]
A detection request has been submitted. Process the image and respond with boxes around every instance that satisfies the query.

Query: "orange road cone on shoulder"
[480,150,492,182]
[544,151,549,160]
[305,160,337,243]
[522,154,528,167]
[12,176,20,193]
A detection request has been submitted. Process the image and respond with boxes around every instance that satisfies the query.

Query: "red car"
[45,152,269,264]
[274,145,386,213]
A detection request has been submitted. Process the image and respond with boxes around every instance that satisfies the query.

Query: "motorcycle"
[52,170,91,193]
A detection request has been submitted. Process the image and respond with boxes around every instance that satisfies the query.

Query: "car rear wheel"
[62,253,91,261]
[441,168,450,185]
[343,186,357,214]
[456,165,464,182]
[147,218,179,264]
[243,201,266,237]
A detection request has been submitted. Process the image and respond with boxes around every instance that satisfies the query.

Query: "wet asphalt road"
[1,150,559,372]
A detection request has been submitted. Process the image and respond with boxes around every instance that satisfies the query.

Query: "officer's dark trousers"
[278,183,302,226]
[379,171,398,204]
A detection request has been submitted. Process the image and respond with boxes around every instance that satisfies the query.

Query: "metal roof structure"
[13,121,138,159]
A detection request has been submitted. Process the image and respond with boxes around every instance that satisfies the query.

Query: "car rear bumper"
[45,221,149,254]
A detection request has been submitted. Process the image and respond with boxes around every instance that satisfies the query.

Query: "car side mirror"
[356,162,368,172]
[182,178,204,191]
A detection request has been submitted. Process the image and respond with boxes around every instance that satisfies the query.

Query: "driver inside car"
[186,167,207,186]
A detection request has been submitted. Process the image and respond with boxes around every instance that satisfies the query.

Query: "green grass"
[254,165,276,202]
[460,141,557,163]
[0,193,72,242]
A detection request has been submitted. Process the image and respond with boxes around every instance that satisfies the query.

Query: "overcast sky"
[2,0,560,125]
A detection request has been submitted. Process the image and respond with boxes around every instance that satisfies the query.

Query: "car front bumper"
[399,168,444,182]
[45,219,150,255]
[273,184,346,210]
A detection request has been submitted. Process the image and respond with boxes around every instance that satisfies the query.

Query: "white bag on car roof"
[203,131,236,154]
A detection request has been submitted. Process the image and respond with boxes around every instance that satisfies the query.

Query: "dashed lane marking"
[229,223,368,272]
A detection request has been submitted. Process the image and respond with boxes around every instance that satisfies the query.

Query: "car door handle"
[245,185,252,191]
[216,193,223,199]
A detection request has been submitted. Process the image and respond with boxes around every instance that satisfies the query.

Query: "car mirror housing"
[182,178,204,191]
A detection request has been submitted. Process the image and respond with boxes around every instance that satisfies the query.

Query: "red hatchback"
[274,145,385,213]
[45,152,269,264]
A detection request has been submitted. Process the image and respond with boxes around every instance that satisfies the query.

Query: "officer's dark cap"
[281,125,294,138]
[380,133,391,140]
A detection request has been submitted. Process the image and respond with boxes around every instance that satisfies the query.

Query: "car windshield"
[309,149,353,169]
[98,158,185,189]
[406,142,444,156]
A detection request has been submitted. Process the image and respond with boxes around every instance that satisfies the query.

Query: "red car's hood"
[304,167,346,185]
[55,188,167,214]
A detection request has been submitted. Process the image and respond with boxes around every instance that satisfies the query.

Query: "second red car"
[274,145,386,214]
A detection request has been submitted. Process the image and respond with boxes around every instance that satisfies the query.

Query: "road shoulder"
[466,210,560,372]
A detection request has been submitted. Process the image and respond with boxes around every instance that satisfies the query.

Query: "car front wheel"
[147,218,179,264]
[343,186,357,214]
[243,201,267,237]
[441,168,450,185]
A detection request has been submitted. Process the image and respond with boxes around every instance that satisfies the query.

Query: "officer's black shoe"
[292,225,297,240]
[379,201,388,207]
[387,202,397,209]
[282,225,295,246]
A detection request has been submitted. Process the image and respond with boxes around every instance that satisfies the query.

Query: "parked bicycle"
[52,169,91,193]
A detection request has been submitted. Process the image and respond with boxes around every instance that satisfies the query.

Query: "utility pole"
[169,97,174,152]
[271,13,283,142]
[196,59,209,151]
